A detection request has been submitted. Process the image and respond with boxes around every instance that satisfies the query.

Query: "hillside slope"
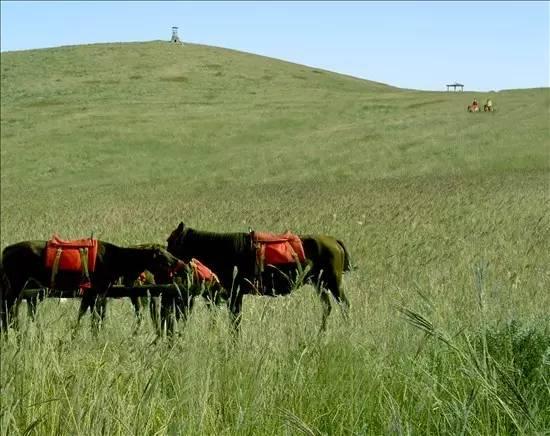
[0,41,548,243]
[2,42,547,196]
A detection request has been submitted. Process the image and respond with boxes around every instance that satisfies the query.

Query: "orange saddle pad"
[190,258,220,284]
[252,231,306,266]
[44,235,99,273]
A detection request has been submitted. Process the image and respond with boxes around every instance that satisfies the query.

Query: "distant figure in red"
[468,97,480,112]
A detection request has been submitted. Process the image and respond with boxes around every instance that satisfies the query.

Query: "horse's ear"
[177,222,185,232]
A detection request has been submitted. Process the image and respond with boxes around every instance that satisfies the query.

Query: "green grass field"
[1,41,549,435]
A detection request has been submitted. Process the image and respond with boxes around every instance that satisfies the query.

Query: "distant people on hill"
[468,97,480,112]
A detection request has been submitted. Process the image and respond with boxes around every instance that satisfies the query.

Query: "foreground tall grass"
[1,280,548,434]
[1,42,549,434]
[2,172,548,435]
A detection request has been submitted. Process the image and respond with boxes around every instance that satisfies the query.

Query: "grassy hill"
[1,42,547,213]
[1,42,549,435]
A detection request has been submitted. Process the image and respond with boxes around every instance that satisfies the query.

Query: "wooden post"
[21,284,186,299]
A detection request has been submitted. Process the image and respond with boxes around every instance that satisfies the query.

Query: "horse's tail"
[336,240,355,272]
[0,256,12,332]
[0,257,9,299]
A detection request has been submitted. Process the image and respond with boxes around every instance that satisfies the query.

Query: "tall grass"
[1,42,549,434]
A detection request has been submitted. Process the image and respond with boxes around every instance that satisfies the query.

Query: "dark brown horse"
[166,222,352,332]
[0,240,184,334]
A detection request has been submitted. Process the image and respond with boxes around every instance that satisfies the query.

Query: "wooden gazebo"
[446,83,464,92]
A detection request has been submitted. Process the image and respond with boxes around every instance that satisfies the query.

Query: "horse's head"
[166,222,188,256]
[147,246,186,282]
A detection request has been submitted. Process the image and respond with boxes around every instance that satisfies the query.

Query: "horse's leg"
[204,298,217,328]
[329,278,350,319]
[75,293,94,332]
[77,292,102,336]
[92,294,107,335]
[159,295,170,338]
[149,296,161,336]
[1,298,17,335]
[168,293,193,338]
[0,297,7,335]
[130,296,142,335]
[201,284,222,328]
[0,269,6,335]
[317,287,332,333]
[228,292,244,336]
[175,294,194,336]
[3,276,26,333]
[339,290,351,319]
[23,279,46,323]
[26,295,39,322]
[323,264,351,322]
[159,295,177,338]
[313,269,349,332]
[8,298,22,332]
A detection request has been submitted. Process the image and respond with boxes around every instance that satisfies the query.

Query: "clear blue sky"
[1,1,548,91]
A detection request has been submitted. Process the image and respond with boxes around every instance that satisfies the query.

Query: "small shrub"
[479,319,550,388]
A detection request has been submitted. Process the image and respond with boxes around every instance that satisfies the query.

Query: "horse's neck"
[188,228,247,240]
[186,230,246,250]
[109,244,152,273]
[180,232,212,257]
[182,230,248,263]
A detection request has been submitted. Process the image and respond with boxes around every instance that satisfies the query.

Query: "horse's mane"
[128,243,166,250]
[180,228,252,263]
[184,227,248,245]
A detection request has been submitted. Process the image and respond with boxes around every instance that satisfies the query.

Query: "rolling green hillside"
[1,41,547,219]
[1,42,549,435]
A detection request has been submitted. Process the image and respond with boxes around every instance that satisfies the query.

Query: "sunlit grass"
[1,42,549,434]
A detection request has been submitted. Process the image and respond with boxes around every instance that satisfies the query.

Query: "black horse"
[0,240,184,334]
[166,222,352,332]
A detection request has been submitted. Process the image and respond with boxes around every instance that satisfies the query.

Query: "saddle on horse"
[136,258,219,288]
[189,258,220,284]
[44,235,98,290]
[250,231,306,272]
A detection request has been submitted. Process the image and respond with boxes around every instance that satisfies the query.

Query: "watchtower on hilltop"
[171,27,183,44]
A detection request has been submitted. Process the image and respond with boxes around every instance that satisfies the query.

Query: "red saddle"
[252,231,306,267]
[44,235,99,289]
[189,258,220,284]
[138,259,219,287]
